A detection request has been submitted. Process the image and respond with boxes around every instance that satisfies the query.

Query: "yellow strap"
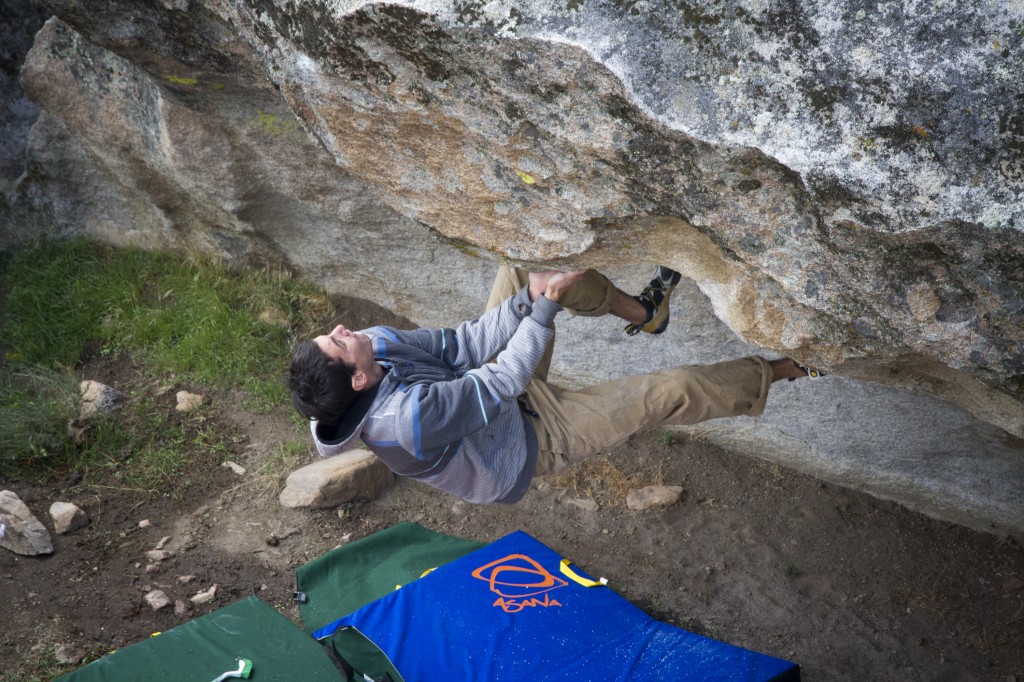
[559,559,607,588]
[396,566,438,590]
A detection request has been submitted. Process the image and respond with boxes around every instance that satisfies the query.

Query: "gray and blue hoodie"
[310,286,562,504]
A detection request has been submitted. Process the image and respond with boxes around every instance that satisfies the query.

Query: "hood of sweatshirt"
[311,327,460,457]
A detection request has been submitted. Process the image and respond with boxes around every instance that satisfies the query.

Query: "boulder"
[279,450,395,509]
[49,501,88,535]
[0,490,53,556]
[2,1,1022,537]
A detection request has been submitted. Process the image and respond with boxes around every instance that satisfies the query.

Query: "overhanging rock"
[4,1,1023,537]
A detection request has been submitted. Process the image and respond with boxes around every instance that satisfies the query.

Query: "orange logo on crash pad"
[471,554,567,613]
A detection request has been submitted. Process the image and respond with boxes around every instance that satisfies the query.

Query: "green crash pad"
[56,596,340,682]
[295,521,485,633]
[295,522,485,682]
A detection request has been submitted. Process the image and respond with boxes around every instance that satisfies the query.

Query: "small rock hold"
[175,391,205,412]
[178,574,195,584]
[451,500,470,515]
[265,534,279,547]
[145,564,161,574]
[145,549,172,562]
[191,584,217,605]
[155,536,171,550]
[138,519,152,529]
[144,589,171,610]
[174,599,189,616]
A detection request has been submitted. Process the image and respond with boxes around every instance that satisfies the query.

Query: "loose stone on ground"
[175,391,205,412]
[144,589,171,610]
[278,449,394,508]
[49,501,89,535]
[627,485,684,511]
[0,490,53,556]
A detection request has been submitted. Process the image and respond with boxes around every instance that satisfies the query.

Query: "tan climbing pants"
[487,266,773,476]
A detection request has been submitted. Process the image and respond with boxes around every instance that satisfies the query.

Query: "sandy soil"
[1,299,1022,682]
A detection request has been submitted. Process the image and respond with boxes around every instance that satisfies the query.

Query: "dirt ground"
[1,297,1022,682]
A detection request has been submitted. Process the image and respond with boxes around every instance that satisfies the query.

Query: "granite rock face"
[2,1,1023,535]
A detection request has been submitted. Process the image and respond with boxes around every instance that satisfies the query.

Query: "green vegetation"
[0,239,332,488]
[656,428,680,446]
[0,365,80,471]
[0,642,75,682]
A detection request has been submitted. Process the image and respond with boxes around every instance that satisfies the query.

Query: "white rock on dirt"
[175,391,204,411]
[221,461,246,475]
[49,501,89,535]
[279,449,394,508]
[155,535,171,549]
[0,490,53,555]
[191,584,217,604]
[138,519,151,528]
[144,589,171,610]
[145,549,172,562]
[79,380,126,420]
[565,498,599,512]
[626,485,684,511]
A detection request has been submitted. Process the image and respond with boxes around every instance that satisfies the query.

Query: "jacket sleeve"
[391,296,561,460]
[371,286,535,373]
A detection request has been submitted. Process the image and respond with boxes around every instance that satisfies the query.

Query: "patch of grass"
[254,439,311,488]
[0,238,335,486]
[0,239,333,387]
[0,365,81,474]
[657,428,680,446]
[240,376,290,413]
[77,393,233,496]
[0,643,75,682]
[784,562,801,577]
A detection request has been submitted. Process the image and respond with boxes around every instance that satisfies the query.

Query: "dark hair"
[288,340,358,425]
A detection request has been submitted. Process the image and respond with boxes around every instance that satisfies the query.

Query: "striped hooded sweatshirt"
[309,286,562,504]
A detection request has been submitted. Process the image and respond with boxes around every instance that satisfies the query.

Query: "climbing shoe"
[624,266,683,336]
[788,361,827,381]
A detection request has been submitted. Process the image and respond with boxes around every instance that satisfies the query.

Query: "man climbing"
[288,266,820,504]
